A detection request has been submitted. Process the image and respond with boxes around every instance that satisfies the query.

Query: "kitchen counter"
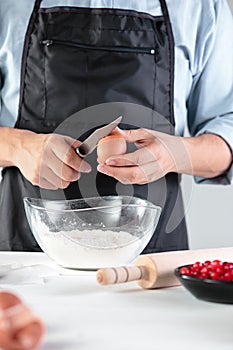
[0,252,232,350]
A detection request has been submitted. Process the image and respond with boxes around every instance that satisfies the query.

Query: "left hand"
[97,128,188,184]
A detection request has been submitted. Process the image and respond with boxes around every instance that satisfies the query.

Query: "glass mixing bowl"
[24,196,161,270]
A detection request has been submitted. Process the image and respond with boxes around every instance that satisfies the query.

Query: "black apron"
[0,0,188,253]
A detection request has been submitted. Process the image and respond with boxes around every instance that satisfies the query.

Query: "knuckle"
[120,177,130,185]
[128,170,139,184]
[60,181,70,189]
[138,128,147,136]
[44,134,55,148]
[62,168,78,182]
[134,151,142,165]
[64,150,73,164]
[31,173,39,186]
[141,173,149,184]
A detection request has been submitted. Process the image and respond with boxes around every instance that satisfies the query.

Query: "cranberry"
[223,262,233,270]
[190,270,200,278]
[210,272,219,280]
[223,271,232,282]
[204,260,211,266]
[179,260,233,282]
[211,260,223,268]
[179,267,190,275]
[192,262,203,269]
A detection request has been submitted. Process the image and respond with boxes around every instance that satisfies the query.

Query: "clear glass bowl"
[24,196,161,270]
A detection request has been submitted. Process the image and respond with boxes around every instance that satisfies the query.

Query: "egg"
[97,130,127,164]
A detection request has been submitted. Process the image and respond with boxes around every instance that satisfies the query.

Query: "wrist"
[154,132,191,175]
[182,134,232,178]
[0,127,35,168]
[0,127,19,167]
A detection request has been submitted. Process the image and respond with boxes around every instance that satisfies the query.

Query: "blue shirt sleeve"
[187,0,233,184]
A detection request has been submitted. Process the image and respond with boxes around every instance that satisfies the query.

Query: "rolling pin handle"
[96,265,148,285]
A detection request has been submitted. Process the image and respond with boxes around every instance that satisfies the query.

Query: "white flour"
[31,216,150,269]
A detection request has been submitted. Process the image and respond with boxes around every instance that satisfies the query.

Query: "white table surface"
[0,252,232,350]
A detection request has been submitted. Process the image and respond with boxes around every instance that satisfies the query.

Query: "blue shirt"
[0,0,233,184]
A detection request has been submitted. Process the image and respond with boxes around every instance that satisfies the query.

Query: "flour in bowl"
[31,216,149,269]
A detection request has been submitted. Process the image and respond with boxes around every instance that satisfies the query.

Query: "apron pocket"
[41,38,158,127]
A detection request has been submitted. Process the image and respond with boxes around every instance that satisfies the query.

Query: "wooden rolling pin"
[96,247,233,289]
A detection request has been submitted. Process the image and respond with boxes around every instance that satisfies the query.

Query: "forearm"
[178,133,232,178]
[0,127,28,167]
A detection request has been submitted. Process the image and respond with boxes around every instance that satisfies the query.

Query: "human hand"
[0,291,44,350]
[97,128,189,184]
[13,130,91,189]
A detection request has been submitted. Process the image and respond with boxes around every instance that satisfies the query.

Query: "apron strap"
[27,0,43,38]
[34,0,43,9]
[17,0,43,119]
[158,0,175,126]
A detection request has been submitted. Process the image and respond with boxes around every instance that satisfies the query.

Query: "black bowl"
[175,265,233,304]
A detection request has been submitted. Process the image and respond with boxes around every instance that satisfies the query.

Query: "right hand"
[13,130,91,190]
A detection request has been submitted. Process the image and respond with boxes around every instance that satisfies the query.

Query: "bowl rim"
[23,195,162,214]
[175,264,233,286]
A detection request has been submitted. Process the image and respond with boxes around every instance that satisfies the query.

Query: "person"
[0,0,232,253]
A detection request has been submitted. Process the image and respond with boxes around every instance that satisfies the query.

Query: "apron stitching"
[152,36,157,115]
[43,45,47,121]
[159,0,175,127]
[85,53,89,109]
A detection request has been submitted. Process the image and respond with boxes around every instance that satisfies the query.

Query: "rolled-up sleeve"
[187,0,233,185]
[0,73,1,112]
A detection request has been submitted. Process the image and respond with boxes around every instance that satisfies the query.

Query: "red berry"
[179,267,190,275]
[192,262,202,269]
[211,260,223,268]
[179,260,233,282]
[223,262,233,270]
[200,267,208,274]
[223,271,232,282]
[210,272,219,280]
[191,270,200,277]
[215,267,224,275]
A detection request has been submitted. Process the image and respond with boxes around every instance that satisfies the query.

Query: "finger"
[97,161,163,184]
[39,167,73,189]
[42,156,81,182]
[63,136,83,150]
[108,126,122,136]
[65,147,92,173]
[46,137,91,173]
[97,163,148,185]
[38,177,59,190]
[116,128,154,143]
[105,147,157,166]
